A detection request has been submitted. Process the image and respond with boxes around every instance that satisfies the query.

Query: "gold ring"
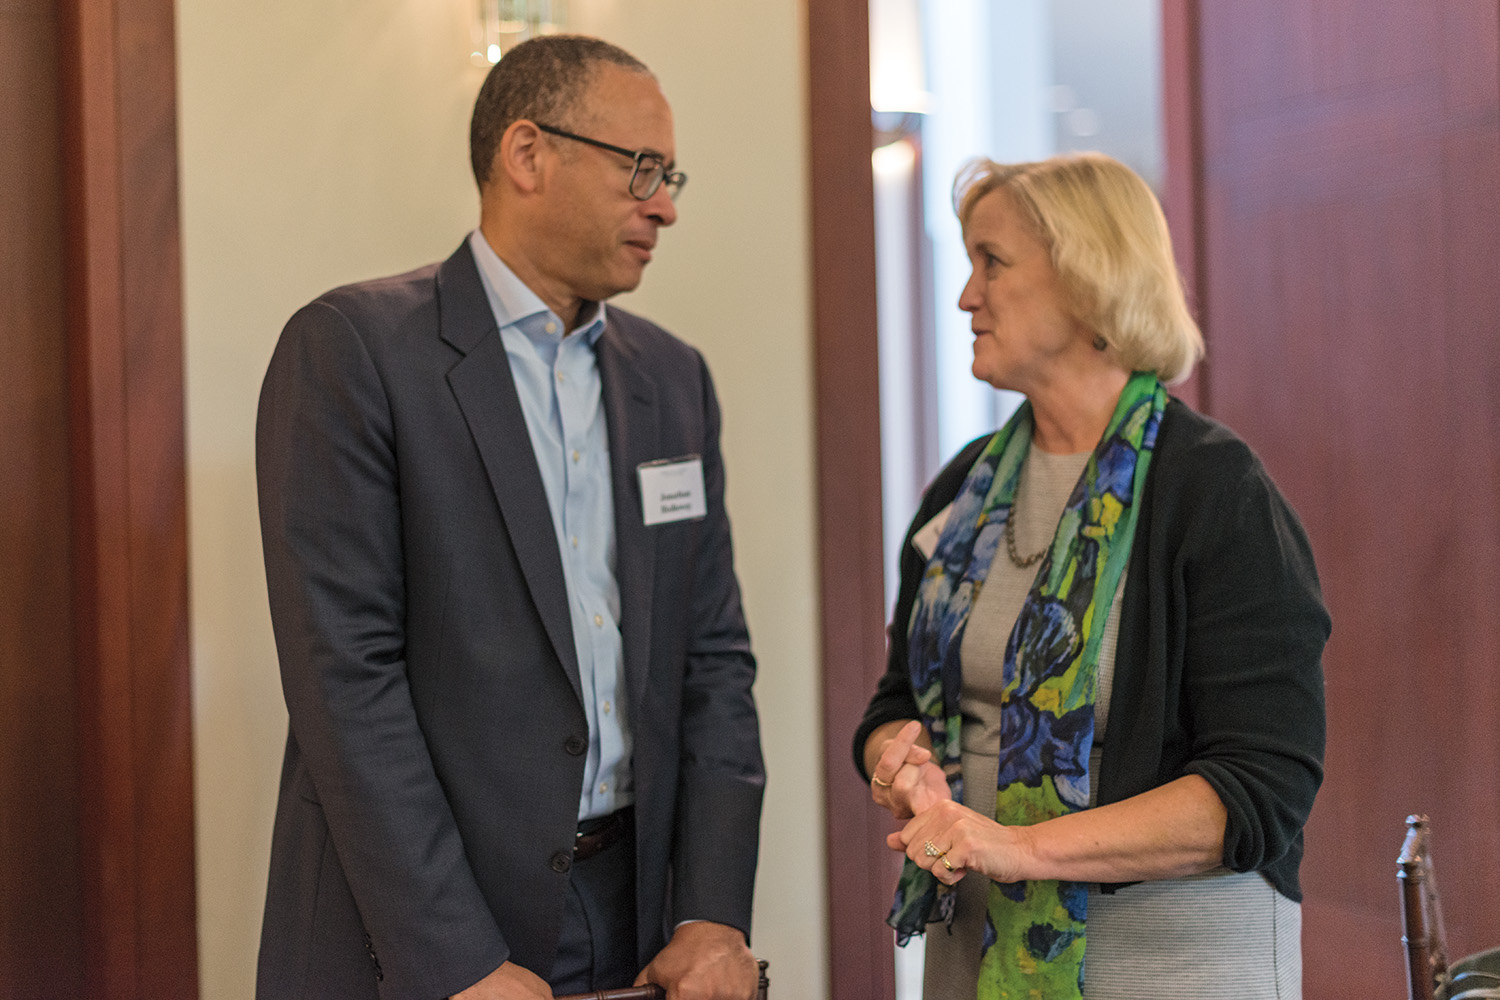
[871,774,892,789]
[923,840,945,858]
[941,856,954,872]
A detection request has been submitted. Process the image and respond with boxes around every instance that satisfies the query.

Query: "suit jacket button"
[564,735,586,756]
[551,851,572,873]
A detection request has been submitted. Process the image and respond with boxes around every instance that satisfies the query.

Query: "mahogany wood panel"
[1190,2,1500,994]
[58,0,199,994]
[0,4,86,995]
[808,0,901,997]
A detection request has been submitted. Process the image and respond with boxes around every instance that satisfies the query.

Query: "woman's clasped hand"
[867,719,948,819]
[869,719,1025,888]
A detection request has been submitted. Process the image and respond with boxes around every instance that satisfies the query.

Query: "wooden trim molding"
[58,0,199,994]
[807,1,898,998]
[1161,0,1206,411]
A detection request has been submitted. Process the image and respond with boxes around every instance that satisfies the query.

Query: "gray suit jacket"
[255,241,764,1000]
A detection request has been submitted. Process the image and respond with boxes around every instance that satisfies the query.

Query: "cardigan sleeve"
[1168,440,1330,883]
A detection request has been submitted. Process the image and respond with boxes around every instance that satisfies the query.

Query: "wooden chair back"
[1400,815,1500,1000]
[1400,814,1448,1000]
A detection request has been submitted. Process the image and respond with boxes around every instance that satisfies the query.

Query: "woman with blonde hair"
[857,152,1328,999]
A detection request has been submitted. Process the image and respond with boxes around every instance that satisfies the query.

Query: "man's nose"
[643,183,677,227]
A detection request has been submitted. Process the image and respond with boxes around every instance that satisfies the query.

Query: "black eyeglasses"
[535,123,687,202]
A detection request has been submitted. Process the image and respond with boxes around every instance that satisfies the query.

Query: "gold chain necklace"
[1004,464,1048,568]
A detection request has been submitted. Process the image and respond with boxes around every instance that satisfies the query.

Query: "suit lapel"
[437,243,582,704]
[597,317,658,713]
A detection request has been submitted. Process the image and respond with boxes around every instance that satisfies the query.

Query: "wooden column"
[0,0,85,992]
[808,1,899,998]
[58,0,199,994]
[1160,0,1205,412]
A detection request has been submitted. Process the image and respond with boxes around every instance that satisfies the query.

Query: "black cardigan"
[854,399,1330,900]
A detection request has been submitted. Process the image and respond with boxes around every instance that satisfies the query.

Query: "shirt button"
[544,321,558,335]
[603,700,612,715]
[594,614,603,627]
[550,851,572,873]
[557,372,565,384]
[564,735,586,755]
[572,450,581,463]
[598,782,609,794]
[571,536,579,548]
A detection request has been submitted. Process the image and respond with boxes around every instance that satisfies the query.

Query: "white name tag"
[638,456,707,526]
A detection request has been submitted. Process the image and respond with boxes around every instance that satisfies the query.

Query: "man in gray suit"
[255,35,764,1000]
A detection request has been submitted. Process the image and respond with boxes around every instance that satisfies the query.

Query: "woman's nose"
[957,273,981,312]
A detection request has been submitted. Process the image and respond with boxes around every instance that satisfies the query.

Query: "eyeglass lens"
[630,158,683,201]
[629,160,662,200]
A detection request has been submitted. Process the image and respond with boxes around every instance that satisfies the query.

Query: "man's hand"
[451,960,553,1000]
[633,920,757,1000]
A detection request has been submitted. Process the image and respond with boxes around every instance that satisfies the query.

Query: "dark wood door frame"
[807,1,899,997]
[1161,0,1206,411]
[58,0,199,994]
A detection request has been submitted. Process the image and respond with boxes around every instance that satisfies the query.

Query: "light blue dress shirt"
[468,230,632,822]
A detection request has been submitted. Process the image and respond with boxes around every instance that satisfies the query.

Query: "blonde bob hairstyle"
[954,152,1203,384]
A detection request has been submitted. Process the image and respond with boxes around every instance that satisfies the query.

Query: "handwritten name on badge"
[638,456,707,526]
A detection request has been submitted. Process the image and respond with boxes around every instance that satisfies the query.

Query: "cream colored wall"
[178,1,823,997]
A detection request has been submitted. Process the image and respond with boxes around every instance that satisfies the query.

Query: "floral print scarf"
[889,372,1166,999]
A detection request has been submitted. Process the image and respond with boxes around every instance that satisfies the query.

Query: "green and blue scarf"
[889,372,1166,999]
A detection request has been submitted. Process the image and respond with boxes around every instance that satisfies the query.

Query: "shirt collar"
[468,230,607,345]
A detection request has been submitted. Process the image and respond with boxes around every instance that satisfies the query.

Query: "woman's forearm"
[894,774,1228,886]
[1012,775,1228,883]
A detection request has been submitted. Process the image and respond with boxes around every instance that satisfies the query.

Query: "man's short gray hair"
[469,34,653,189]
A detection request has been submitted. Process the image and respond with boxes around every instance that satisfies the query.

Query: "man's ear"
[496,119,547,196]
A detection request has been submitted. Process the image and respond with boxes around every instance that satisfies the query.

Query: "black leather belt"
[574,807,631,862]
